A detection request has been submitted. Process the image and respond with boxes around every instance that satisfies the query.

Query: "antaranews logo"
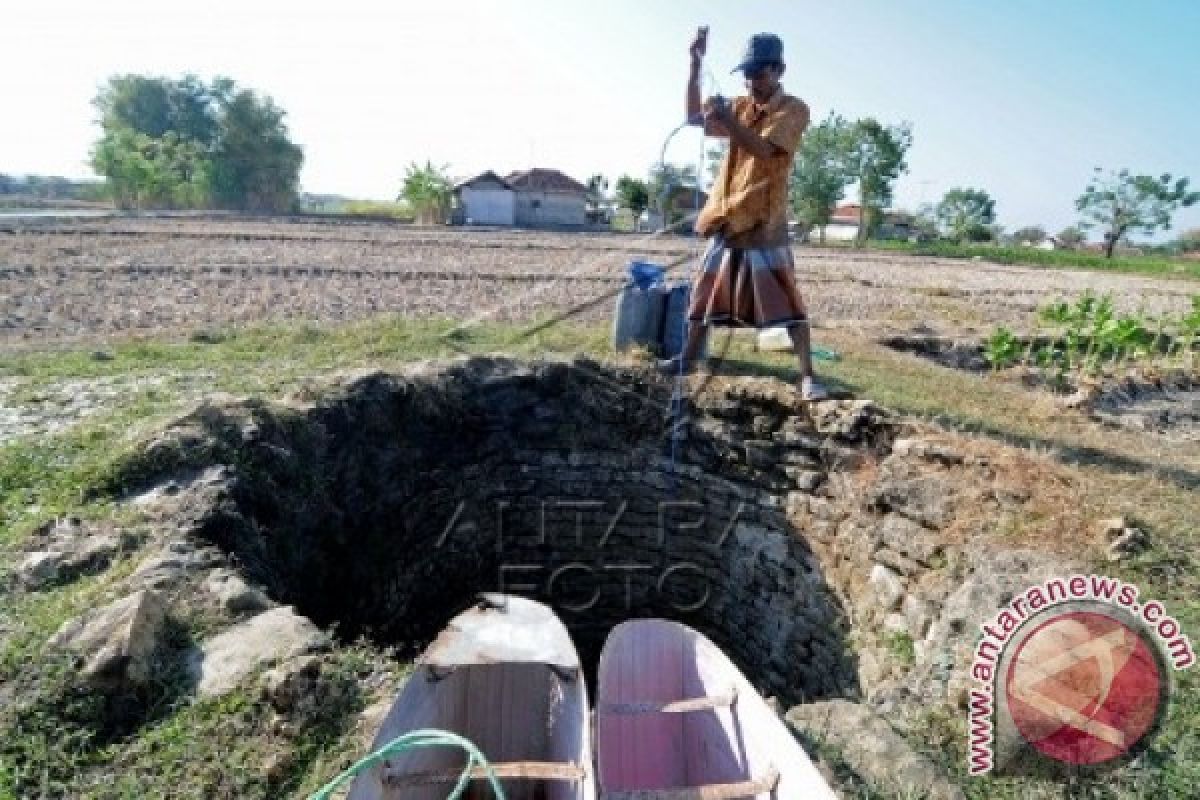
[966,574,1194,776]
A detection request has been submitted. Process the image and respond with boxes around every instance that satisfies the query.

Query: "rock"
[1097,517,1128,539]
[786,700,965,800]
[1107,527,1150,561]
[18,551,67,589]
[17,524,127,590]
[879,513,944,566]
[868,564,905,611]
[883,613,910,635]
[868,473,954,530]
[128,553,190,590]
[892,438,964,466]
[785,468,824,492]
[190,607,329,698]
[857,647,888,687]
[205,569,271,614]
[901,594,934,639]
[71,532,122,570]
[874,547,923,577]
[262,654,326,716]
[48,590,168,690]
[1062,386,1098,409]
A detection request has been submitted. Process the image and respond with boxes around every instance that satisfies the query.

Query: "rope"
[308,728,507,800]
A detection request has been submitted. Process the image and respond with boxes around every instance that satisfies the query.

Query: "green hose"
[812,346,840,362]
[308,728,506,800]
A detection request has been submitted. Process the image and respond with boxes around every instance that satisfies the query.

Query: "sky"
[3,0,1198,238]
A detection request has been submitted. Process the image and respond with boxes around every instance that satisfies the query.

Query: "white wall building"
[453,171,516,226]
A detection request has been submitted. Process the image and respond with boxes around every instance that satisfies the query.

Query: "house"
[453,171,516,226]
[818,204,913,242]
[504,168,589,227]
[451,167,589,227]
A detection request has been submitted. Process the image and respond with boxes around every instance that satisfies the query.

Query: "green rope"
[812,346,840,362]
[308,728,507,800]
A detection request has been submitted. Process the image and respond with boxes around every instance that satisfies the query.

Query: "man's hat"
[732,33,784,74]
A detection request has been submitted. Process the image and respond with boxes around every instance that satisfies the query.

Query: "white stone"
[868,564,905,611]
[190,607,328,698]
[49,590,168,689]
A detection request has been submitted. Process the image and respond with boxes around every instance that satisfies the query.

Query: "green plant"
[984,327,1021,369]
[886,632,916,666]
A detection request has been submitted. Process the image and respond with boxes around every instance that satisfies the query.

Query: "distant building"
[451,168,589,228]
[820,204,913,242]
[453,171,516,226]
[504,168,589,227]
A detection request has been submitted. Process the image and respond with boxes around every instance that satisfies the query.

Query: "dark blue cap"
[732,33,784,74]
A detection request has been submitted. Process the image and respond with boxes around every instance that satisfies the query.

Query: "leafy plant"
[984,327,1021,369]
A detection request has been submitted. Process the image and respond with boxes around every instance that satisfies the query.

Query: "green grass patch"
[857,240,1200,281]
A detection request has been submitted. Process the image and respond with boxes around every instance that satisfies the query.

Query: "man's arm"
[687,28,729,136]
[709,98,809,160]
[716,110,785,159]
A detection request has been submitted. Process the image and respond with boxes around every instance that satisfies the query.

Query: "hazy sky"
[4,0,1198,237]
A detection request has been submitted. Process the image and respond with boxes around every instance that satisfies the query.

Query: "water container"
[612,283,666,352]
[658,282,708,360]
[628,260,665,290]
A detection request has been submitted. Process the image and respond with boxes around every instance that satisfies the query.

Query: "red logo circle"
[1005,610,1164,765]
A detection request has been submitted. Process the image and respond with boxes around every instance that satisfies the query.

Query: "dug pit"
[117,357,902,707]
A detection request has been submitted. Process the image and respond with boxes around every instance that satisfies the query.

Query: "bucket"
[659,282,708,360]
[613,284,666,352]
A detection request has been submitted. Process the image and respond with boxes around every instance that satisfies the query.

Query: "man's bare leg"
[788,320,829,399]
[787,320,815,377]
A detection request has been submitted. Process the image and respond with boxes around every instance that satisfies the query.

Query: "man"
[660,30,829,401]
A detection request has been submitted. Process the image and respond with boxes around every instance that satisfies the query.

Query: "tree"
[936,187,996,243]
[790,113,853,242]
[614,175,650,218]
[705,142,728,188]
[585,174,609,212]
[208,87,303,212]
[648,162,698,211]
[647,162,699,229]
[844,119,912,245]
[912,203,940,240]
[1012,225,1047,246]
[398,161,452,224]
[1076,168,1200,258]
[1179,227,1200,253]
[1055,226,1085,249]
[92,128,210,209]
[93,74,220,146]
[90,74,301,212]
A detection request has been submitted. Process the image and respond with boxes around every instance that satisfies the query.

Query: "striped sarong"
[687,235,808,328]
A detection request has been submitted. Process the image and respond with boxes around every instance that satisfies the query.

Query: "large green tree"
[90,74,302,212]
[790,112,853,242]
[1076,168,1199,258]
[398,161,452,224]
[207,88,303,212]
[844,119,912,245]
[936,187,997,242]
[615,175,650,218]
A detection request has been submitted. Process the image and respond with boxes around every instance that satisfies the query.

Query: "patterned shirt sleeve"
[761,99,810,156]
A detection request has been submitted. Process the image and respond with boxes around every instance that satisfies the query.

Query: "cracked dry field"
[2,217,1195,348]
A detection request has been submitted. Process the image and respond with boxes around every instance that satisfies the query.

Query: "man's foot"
[799,375,830,401]
[657,355,701,376]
